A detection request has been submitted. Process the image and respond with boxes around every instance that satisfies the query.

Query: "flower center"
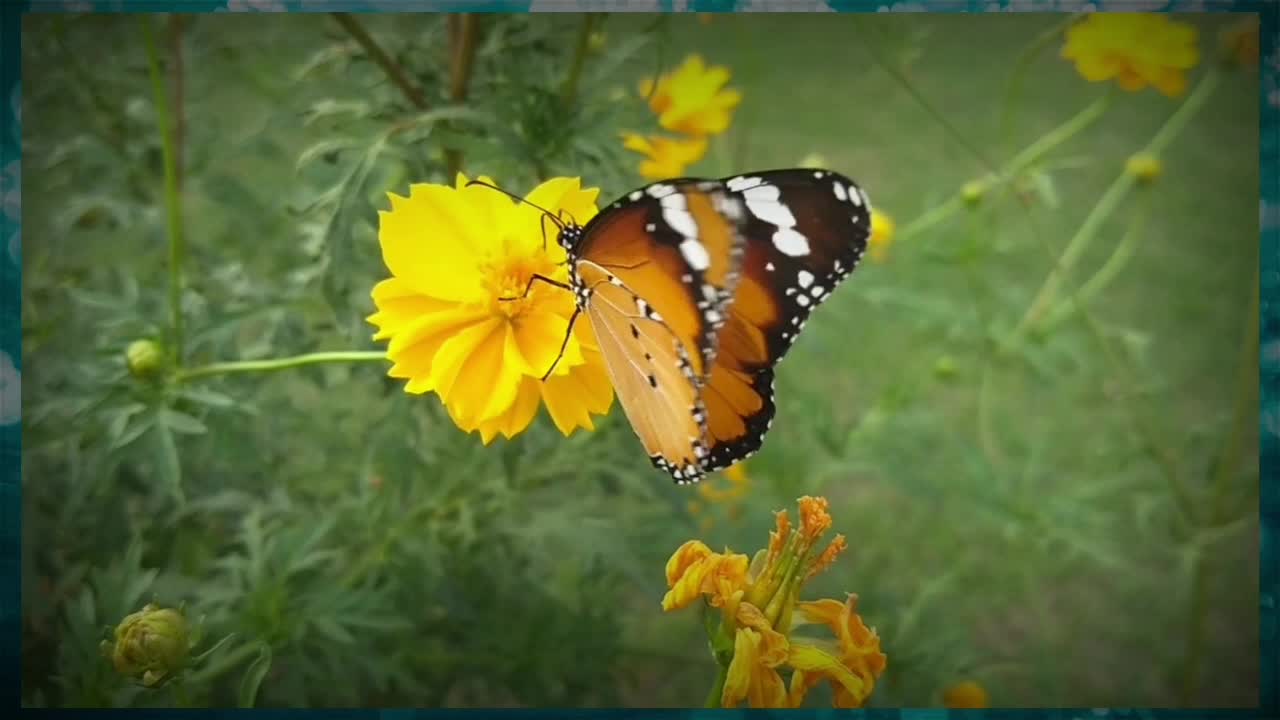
[480,252,563,320]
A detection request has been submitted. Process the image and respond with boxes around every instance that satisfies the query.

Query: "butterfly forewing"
[577,260,710,484]
[575,180,748,384]
[697,169,873,472]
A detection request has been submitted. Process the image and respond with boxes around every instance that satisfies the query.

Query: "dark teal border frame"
[1,0,1274,715]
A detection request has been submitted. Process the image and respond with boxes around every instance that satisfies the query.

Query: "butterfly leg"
[539,306,581,381]
[498,274,572,302]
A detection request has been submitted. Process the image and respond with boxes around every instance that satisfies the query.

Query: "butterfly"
[477,168,872,485]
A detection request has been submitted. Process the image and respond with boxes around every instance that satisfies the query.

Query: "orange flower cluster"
[663,496,886,708]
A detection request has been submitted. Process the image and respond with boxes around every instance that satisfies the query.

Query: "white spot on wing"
[679,239,711,271]
[765,261,776,272]
[727,176,763,192]
[796,294,811,307]
[848,186,863,206]
[797,270,815,288]
[629,190,643,201]
[773,228,810,257]
[647,183,676,198]
[832,183,848,202]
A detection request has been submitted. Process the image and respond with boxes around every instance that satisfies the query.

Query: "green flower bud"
[107,603,192,687]
[125,340,164,378]
[933,356,958,380]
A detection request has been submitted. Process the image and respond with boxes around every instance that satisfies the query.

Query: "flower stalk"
[561,14,598,109]
[142,16,186,367]
[445,14,479,179]
[331,13,429,111]
[1010,68,1220,343]
[176,351,386,383]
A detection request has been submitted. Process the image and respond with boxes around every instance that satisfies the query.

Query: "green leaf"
[237,642,273,708]
[108,402,154,450]
[311,616,356,645]
[153,417,185,505]
[177,387,236,410]
[160,408,208,436]
[1029,169,1060,209]
[295,137,366,173]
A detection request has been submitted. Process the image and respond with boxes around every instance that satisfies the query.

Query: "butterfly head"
[555,221,584,256]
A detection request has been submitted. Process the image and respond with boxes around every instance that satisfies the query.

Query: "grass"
[21,11,1259,709]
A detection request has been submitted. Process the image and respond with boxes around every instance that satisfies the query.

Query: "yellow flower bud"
[125,339,164,378]
[106,603,192,687]
[961,178,988,207]
[1125,153,1162,184]
[943,680,990,708]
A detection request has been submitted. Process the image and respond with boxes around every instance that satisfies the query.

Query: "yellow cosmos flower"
[1061,14,1200,98]
[621,133,708,181]
[943,680,991,708]
[869,209,895,263]
[663,496,886,708]
[640,54,743,136]
[368,173,614,443]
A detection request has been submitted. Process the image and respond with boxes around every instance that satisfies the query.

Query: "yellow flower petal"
[1060,14,1199,98]
[471,376,544,444]
[513,308,580,379]
[367,277,455,342]
[378,184,490,303]
[622,133,709,181]
[382,304,492,395]
[642,53,742,137]
[789,643,868,709]
[541,345,614,435]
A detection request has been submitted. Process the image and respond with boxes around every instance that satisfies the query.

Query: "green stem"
[1181,260,1260,705]
[561,14,597,109]
[331,13,429,110]
[1010,69,1221,343]
[1040,189,1152,333]
[898,94,1110,243]
[444,15,479,180]
[704,663,729,708]
[999,14,1083,158]
[142,17,186,367]
[176,351,386,382]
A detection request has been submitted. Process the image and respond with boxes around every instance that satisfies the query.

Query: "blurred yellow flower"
[869,209,896,263]
[1220,16,1259,69]
[943,680,990,708]
[1061,14,1199,98]
[640,54,742,136]
[1125,152,1162,184]
[663,496,886,708]
[621,133,709,181]
[798,153,829,170]
[368,173,614,443]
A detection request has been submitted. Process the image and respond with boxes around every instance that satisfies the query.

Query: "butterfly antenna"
[466,180,566,231]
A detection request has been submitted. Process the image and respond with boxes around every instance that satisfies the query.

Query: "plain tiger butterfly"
[474,168,872,485]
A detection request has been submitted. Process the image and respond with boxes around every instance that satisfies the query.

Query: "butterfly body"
[554,168,872,485]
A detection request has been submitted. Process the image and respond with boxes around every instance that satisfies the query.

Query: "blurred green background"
[20,11,1259,709]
